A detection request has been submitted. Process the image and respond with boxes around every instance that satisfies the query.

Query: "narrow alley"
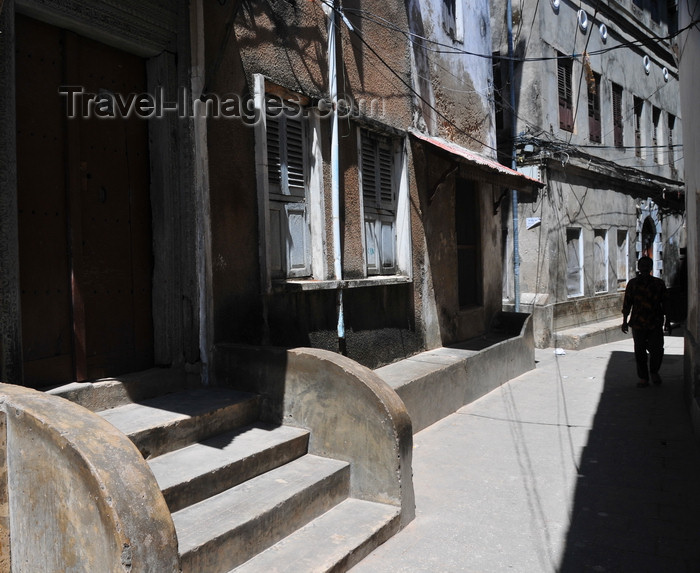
[352,335,700,572]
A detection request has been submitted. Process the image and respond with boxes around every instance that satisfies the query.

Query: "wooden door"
[16,14,154,387]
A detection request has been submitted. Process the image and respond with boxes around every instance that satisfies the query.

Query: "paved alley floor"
[351,335,700,572]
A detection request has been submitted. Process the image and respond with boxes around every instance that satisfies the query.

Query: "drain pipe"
[324,1,346,346]
[507,0,520,312]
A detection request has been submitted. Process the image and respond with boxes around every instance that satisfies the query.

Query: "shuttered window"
[668,113,676,168]
[651,0,660,22]
[594,229,608,294]
[587,72,601,143]
[634,96,643,157]
[617,230,629,290]
[652,107,660,164]
[566,228,584,297]
[612,83,623,148]
[558,54,574,132]
[266,100,311,278]
[361,129,398,275]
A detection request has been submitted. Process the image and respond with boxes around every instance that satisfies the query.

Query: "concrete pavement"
[351,334,700,572]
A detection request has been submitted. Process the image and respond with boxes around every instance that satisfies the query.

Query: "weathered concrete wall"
[509,0,682,178]
[410,134,507,346]
[507,162,687,346]
[265,283,423,370]
[494,0,684,347]
[518,171,639,302]
[411,0,495,152]
[0,383,179,571]
[377,312,535,433]
[213,344,415,527]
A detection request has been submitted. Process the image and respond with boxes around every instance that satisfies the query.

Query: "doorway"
[16,14,154,386]
[641,216,657,259]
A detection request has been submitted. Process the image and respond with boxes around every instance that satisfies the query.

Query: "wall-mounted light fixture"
[578,10,589,32]
[551,0,560,12]
[662,67,669,82]
[599,23,608,42]
[643,55,651,75]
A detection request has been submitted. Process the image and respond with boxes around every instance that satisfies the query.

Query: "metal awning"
[409,129,544,193]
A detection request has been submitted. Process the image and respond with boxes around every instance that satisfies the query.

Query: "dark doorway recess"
[16,14,154,386]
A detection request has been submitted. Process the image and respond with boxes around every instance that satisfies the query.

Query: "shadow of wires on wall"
[558,348,700,572]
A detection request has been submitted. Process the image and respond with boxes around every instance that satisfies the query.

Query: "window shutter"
[365,217,380,274]
[265,97,311,278]
[378,143,395,210]
[269,201,284,278]
[267,115,282,192]
[668,114,675,167]
[285,202,310,277]
[285,115,306,198]
[558,57,573,131]
[379,217,396,272]
[587,74,601,143]
[361,136,378,208]
[652,108,660,164]
[361,130,397,275]
[612,84,623,148]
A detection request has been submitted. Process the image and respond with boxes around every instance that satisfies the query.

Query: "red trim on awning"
[409,129,544,189]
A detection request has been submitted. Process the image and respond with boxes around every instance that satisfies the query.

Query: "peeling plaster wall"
[517,174,639,301]
[413,0,496,152]
[411,143,503,345]
[203,0,423,368]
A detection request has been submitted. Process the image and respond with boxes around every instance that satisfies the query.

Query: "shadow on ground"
[559,348,700,572]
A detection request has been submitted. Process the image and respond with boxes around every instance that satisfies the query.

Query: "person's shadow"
[558,347,700,571]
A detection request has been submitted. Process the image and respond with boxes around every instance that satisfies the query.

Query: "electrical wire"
[315,0,684,210]
[334,2,507,159]
[331,0,684,167]
[335,2,698,62]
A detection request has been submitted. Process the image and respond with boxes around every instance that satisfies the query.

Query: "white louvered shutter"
[266,103,311,278]
[361,130,397,275]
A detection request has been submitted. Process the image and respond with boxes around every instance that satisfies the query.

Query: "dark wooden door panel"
[16,14,154,386]
[69,32,153,380]
[16,15,73,384]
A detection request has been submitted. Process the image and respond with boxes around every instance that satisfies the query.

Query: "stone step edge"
[175,454,351,572]
[148,423,310,513]
[98,388,260,459]
[230,498,401,573]
[45,367,200,412]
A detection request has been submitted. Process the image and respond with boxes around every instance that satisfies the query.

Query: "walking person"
[621,256,668,388]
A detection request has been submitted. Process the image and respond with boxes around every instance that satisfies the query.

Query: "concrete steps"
[53,375,399,572]
[149,422,310,512]
[231,498,401,573]
[175,454,350,572]
[98,387,260,459]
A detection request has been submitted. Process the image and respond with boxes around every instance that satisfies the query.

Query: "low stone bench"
[375,312,535,433]
[552,317,628,351]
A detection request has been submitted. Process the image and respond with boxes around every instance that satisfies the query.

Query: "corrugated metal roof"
[409,129,544,190]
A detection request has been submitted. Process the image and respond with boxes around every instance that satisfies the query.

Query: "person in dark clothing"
[621,256,668,388]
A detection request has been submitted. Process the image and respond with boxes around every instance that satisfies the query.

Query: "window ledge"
[272,275,411,293]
